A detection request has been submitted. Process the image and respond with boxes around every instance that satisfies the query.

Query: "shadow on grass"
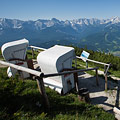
[0,82,114,120]
[0,68,114,120]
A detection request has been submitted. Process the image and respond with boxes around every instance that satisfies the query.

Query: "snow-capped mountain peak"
[110,16,120,23]
[0,17,120,30]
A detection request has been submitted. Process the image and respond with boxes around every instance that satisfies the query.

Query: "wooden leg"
[74,72,79,92]
[37,77,50,110]
[86,61,88,68]
[32,48,34,58]
[75,58,77,68]
[96,69,99,86]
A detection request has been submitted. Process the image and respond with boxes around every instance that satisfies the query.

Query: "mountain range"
[0,17,120,53]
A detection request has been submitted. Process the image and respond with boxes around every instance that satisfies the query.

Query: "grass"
[73,60,120,85]
[109,70,120,78]
[73,59,120,78]
[26,49,43,60]
[0,48,118,119]
[26,49,38,59]
[0,67,115,120]
[73,60,99,76]
[1,48,120,78]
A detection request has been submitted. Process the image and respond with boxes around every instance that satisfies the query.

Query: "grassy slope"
[0,68,115,120]
[0,48,116,120]
[73,58,120,78]
[1,48,120,77]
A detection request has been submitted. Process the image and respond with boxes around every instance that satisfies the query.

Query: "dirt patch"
[78,72,119,113]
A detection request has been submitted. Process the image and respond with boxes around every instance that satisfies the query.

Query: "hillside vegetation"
[73,46,120,77]
[0,68,115,120]
[27,46,120,73]
[1,45,120,119]
[0,47,117,120]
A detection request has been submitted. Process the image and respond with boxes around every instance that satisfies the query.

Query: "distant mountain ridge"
[0,17,120,52]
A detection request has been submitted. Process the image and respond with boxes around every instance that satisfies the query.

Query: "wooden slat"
[29,46,47,51]
[43,67,99,78]
[31,48,34,58]
[105,75,108,90]
[0,60,98,79]
[0,60,43,77]
[29,46,110,67]
[37,77,50,109]
[76,56,110,66]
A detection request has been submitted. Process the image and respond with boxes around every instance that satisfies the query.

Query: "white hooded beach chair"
[37,45,76,94]
[1,38,30,78]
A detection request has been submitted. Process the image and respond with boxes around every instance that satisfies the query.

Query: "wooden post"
[74,70,79,92]
[86,61,88,68]
[105,75,107,90]
[75,58,77,68]
[104,65,107,90]
[95,69,99,86]
[31,48,34,58]
[104,65,106,74]
[36,77,50,110]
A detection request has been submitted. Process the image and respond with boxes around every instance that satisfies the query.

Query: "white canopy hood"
[1,38,29,78]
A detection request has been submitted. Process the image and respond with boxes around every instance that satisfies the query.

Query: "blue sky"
[0,0,120,21]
